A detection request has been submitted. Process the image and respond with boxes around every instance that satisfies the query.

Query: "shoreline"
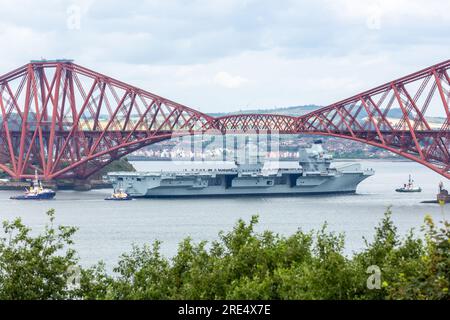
[0,180,112,191]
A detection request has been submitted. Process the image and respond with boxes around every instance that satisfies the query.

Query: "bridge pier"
[72,179,92,191]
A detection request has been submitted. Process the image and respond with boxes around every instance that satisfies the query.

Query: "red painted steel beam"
[0,60,448,180]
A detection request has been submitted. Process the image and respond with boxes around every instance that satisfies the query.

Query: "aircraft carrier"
[106,141,374,197]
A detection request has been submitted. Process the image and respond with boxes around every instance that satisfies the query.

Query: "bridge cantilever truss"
[215,60,450,178]
[0,59,449,180]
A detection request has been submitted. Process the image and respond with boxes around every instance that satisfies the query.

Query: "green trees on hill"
[91,158,136,180]
[0,209,448,300]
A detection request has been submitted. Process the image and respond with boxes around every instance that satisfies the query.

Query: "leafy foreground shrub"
[0,209,78,299]
[0,209,448,300]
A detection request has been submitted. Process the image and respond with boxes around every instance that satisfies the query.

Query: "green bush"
[0,209,78,299]
[0,208,448,300]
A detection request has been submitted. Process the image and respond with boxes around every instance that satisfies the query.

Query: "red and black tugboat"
[395,175,422,193]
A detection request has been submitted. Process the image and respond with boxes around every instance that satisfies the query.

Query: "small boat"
[395,175,422,193]
[10,171,56,200]
[437,181,450,204]
[105,188,132,201]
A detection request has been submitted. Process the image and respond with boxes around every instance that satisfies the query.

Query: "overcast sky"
[0,0,449,113]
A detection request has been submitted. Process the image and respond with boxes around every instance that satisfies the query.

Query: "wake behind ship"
[106,141,374,198]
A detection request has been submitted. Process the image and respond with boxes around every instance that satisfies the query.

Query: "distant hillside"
[208,105,322,117]
[209,105,445,124]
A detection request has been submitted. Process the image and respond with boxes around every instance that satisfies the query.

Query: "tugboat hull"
[104,196,132,201]
[395,188,422,193]
[10,192,56,200]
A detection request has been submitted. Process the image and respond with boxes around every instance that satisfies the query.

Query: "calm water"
[0,160,448,270]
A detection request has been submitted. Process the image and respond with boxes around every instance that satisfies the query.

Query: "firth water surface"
[0,160,447,269]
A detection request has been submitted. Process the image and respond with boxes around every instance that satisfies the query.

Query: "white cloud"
[329,0,450,21]
[213,71,248,89]
[0,0,448,113]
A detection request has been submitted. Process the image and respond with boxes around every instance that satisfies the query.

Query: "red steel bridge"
[0,59,449,180]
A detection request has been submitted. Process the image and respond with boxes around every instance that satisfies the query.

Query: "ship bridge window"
[118,177,123,181]
[267,180,273,185]
[136,178,142,182]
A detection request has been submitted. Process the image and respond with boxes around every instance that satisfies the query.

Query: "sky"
[0,0,449,113]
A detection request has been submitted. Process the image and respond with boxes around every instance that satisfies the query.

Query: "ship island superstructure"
[106,141,374,198]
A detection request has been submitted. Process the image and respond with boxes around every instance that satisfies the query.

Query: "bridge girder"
[0,60,449,180]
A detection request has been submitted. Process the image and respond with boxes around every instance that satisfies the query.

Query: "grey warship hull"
[107,163,373,198]
[106,141,374,198]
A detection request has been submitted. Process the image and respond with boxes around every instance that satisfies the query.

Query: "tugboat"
[105,187,132,201]
[395,175,422,193]
[437,181,450,204]
[10,171,56,200]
